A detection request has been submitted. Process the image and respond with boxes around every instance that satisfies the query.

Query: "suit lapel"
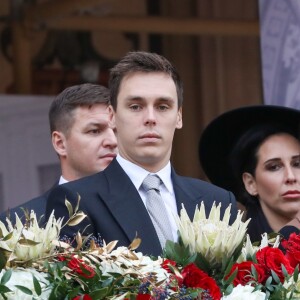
[98,160,162,255]
[171,169,201,219]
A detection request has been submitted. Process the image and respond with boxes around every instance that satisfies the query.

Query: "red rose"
[68,256,96,279]
[161,259,177,273]
[181,263,208,288]
[181,263,221,300]
[226,261,268,286]
[72,295,92,300]
[56,255,67,262]
[136,294,151,300]
[256,247,294,282]
[281,233,300,268]
[124,297,150,300]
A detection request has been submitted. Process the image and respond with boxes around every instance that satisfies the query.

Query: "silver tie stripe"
[142,174,173,248]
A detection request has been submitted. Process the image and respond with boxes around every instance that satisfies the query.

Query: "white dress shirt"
[116,155,178,241]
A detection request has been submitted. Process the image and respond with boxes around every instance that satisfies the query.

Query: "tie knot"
[142,174,161,192]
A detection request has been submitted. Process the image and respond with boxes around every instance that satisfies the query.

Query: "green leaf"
[100,277,114,288]
[18,238,41,246]
[0,284,12,293]
[231,237,246,262]
[293,264,299,282]
[89,287,109,299]
[2,232,13,242]
[14,285,33,295]
[223,268,237,285]
[223,257,234,277]
[66,212,87,226]
[163,240,196,267]
[265,276,273,288]
[32,274,42,296]
[0,269,12,285]
[223,284,234,296]
[65,198,73,218]
[74,194,81,213]
[0,251,8,271]
[194,252,211,274]
[281,264,289,278]
[271,269,280,284]
[222,255,235,278]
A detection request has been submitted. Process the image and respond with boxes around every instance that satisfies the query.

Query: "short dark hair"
[109,51,183,110]
[229,123,299,205]
[49,83,110,135]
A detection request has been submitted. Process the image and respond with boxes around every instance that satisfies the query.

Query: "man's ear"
[108,105,114,122]
[242,172,258,196]
[111,107,116,127]
[52,131,67,157]
[176,107,183,129]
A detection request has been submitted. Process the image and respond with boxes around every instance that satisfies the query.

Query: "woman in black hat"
[199,105,300,242]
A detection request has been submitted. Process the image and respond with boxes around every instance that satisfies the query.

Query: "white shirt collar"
[59,176,68,185]
[116,154,173,193]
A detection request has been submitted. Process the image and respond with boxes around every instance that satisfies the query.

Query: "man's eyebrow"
[124,96,144,102]
[125,96,175,102]
[156,97,175,102]
[84,121,108,127]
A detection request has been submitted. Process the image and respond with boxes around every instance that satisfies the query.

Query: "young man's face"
[55,103,117,180]
[113,72,182,172]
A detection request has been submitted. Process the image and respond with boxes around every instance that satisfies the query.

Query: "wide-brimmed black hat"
[199,105,300,192]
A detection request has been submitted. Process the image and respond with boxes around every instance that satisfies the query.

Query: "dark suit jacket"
[46,159,237,256]
[0,183,57,225]
[245,202,300,242]
[279,226,300,239]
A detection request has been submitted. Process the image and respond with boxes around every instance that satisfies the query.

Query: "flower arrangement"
[0,200,299,299]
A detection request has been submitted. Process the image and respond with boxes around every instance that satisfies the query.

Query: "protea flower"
[0,210,63,265]
[174,201,250,268]
[237,233,281,263]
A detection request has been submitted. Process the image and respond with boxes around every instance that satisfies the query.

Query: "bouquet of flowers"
[0,199,299,299]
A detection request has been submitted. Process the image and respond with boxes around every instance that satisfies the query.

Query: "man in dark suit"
[0,83,117,224]
[46,51,238,256]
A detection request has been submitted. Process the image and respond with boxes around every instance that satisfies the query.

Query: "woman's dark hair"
[229,123,299,206]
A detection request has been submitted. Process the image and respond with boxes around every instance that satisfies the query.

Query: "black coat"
[246,202,300,242]
[46,159,237,256]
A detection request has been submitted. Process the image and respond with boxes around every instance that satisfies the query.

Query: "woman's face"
[243,133,300,220]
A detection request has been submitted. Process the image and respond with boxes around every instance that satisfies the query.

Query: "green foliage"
[163,239,196,267]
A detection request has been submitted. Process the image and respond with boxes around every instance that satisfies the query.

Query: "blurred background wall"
[0,0,261,211]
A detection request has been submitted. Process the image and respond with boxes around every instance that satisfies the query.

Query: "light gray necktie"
[142,174,173,248]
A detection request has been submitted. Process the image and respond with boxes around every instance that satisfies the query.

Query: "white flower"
[0,268,51,299]
[222,284,266,300]
[284,275,300,299]
[175,202,249,267]
[237,233,281,263]
[0,210,63,263]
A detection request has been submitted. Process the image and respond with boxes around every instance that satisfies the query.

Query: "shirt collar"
[116,154,172,192]
[59,176,68,185]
